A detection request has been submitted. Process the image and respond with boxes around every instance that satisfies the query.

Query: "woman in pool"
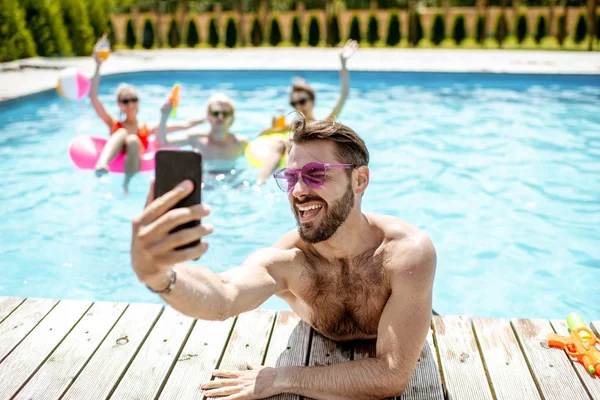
[89,35,204,193]
[255,39,359,184]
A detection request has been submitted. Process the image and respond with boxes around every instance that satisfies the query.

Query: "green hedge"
[557,14,566,46]
[226,18,237,47]
[168,19,181,48]
[349,15,361,42]
[535,15,546,44]
[597,14,600,42]
[516,13,527,44]
[187,19,199,47]
[85,0,110,39]
[142,19,154,49]
[0,0,37,62]
[476,14,485,44]
[291,16,302,45]
[431,13,445,45]
[59,0,94,55]
[250,17,263,46]
[208,17,219,47]
[308,16,320,46]
[573,13,587,44]
[408,12,423,46]
[270,17,282,46]
[125,18,136,48]
[452,14,466,45]
[21,0,72,57]
[367,14,379,45]
[386,12,400,46]
[328,15,341,46]
[107,19,116,46]
[495,13,507,48]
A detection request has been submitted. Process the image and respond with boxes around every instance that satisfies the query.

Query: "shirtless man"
[131,118,436,399]
[158,93,248,172]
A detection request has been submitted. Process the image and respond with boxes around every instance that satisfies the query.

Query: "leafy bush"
[573,13,587,44]
[328,15,340,46]
[308,16,320,46]
[250,17,263,46]
[142,19,154,49]
[186,19,199,47]
[431,13,445,46]
[125,18,136,48]
[59,0,94,55]
[0,0,37,62]
[476,14,485,44]
[534,15,546,44]
[208,17,219,47]
[408,12,423,46]
[516,13,527,44]
[596,14,600,42]
[494,13,507,47]
[386,12,401,46]
[85,0,110,39]
[452,14,466,45]
[226,17,237,47]
[349,15,361,42]
[21,0,71,57]
[270,17,282,46]
[291,16,302,45]
[367,13,379,45]
[168,19,180,48]
[556,14,566,46]
[107,18,116,46]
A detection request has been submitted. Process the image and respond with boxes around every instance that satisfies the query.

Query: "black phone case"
[154,149,203,250]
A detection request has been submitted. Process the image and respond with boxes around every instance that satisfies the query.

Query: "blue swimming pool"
[1,70,599,319]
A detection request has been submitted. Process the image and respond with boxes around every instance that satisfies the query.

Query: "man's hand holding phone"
[131,180,213,292]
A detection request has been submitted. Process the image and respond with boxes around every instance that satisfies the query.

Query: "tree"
[516,13,527,44]
[308,16,320,47]
[408,12,423,47]
[573,13,587,44]
[168,19,180,48]
[349,15,361,43]
[0,0,37,62]
[327,15,340,46]
[476,14,486,45]
[125,18,136,48]
[452,14,466,45]
[367,13,379,45]
[534,15,547,45]
[208,17,219,47]
[386,12,401,46]
[107,18,116,46]
[556,14,567,47]
[142,19,154,49]
[85,0,110,39]
[226,17,237,48]
[270,17,282,46]
[494,13,507,48]
[251,17,263,46]
[430,13,445,46]
[59,0,94,55]
[20,0,71,57]
[291,16,302,46]
[186,19,199,47]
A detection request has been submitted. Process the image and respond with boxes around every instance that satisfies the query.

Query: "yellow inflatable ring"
[245,132,288,168]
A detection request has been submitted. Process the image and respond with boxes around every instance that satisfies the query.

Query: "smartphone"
[154,149,203,250]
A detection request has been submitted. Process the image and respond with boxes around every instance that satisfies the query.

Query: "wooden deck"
[0,297,598,400]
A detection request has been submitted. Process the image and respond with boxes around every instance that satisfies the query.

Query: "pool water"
[1,70,599,319]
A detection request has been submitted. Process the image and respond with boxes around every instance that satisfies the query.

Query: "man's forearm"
[154,264,233,321]
[277,357,406,400]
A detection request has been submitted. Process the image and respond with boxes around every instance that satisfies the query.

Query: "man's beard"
[293,183,354,244]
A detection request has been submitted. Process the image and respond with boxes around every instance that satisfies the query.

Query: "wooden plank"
[0,299,92,399]
[217,309,276,371]
[0,296,25,323]
[353,339,394,400]
[308,330,353,367]
[110,306,195,399]
[61,303,163,400]
[472,317,541,400]
[0,298,59,363]
[511,318,590,400]
[432,315,493,400]
[158,318,236,400]
[550,319,600,399]
[262,311,311,400]
[13,301,128,400]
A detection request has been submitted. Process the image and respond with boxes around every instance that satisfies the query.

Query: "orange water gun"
[547,313,600,376]
[169,83,180,117]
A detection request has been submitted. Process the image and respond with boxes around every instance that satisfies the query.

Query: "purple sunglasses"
[273,162,355,193]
